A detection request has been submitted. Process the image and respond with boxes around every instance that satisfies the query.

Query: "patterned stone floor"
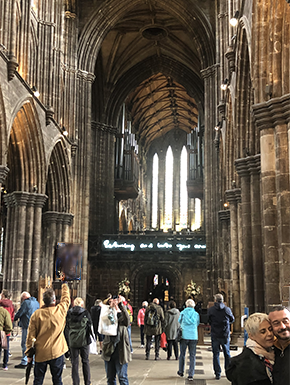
[1,328,242,385]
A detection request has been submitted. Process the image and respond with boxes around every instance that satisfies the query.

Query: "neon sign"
[102,239,206,253]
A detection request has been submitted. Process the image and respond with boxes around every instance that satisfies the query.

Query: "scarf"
[246,338,275,383]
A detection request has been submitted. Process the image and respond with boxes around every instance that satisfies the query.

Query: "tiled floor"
[0,328,242,385]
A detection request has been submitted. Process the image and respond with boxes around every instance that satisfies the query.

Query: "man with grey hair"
[14,291,39,369]
[26,284,70,384]
[269,306,290,385]
[144,298,164,360]
[208,294,235,380]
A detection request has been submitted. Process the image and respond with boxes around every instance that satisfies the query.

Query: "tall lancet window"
[194,198,201,230]
[151,153,159,228]
[165,146,173,229]
[180,146,188,228]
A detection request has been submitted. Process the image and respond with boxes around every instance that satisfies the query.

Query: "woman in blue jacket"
[177,299,200,381]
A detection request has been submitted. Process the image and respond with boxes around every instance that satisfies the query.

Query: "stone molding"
[0,166,10,184]
[91,121,117,135]
[225,188,241,204]
[252,93,290,130]
[218,209,230,222]
[43,211,74,225]
[235,154,261,177]
[4,192,47,208]
[65,11,77,19]
[200,64,218,79]
[77,70,95,83]
[225,46,235,73]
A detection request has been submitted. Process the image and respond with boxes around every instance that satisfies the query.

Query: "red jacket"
[0,298,15,322]
[137,307,146,326]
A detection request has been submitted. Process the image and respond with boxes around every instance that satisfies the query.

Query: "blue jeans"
[3,336,9,367]
[33,355,64,385]
[179,339,197,377]
[127,325,133,353]
[211,337,231,376]
[105,347,129,385]
[21,328,28,365]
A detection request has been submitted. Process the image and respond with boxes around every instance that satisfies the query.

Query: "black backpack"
[146,308,158,327]
[68,313,90,348]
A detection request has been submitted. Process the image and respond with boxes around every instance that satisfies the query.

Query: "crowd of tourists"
[0,287,289,385]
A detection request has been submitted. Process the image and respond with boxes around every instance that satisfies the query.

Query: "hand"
[27,357,33,363]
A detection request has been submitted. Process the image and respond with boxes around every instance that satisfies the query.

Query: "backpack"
[146,308,158,327]
[68,314,90,348]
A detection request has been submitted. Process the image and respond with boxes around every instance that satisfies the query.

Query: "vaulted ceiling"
[91,0,214,150]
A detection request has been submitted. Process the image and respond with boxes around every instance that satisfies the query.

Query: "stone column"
[0,166,9,279]
[235,158,255,313]
[218,210,230,282]
[62,213,74,242]
[248,155,264,312]
[225,189,241,333]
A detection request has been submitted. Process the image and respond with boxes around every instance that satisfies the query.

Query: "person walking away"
[226,313,274,385]
[91,299,104,353]
[25,284,70,385]
[0,289,14,370]
[137,301,148,347]
[14,291,39,369]
[0,306,13,370]
[208,293,235,380]
[67,297,92,385]
[102,296,131,385]
[144,298,164,360]
[177,299,200,381]
[164,300,180,360]
[269,306,290,385]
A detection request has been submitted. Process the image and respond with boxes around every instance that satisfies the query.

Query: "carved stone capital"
[200,64,218,79]
[65,11,77,19]
[62,213,74,226]
[225,46,236,73]
[252,93,290,130]
[71,142,78,158]
[77,70,95,83]
[218,210,230,222]
[43,211,74,225]
[0,166,9,184]
[7,54,19,81]
[91,121,117,135]
[235,155,261,177]
[225,188,241,204]
[218,101,226,120]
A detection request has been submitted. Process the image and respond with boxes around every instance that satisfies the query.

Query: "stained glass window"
[151,153,159,228]
[165,146,173,229]
[180,146,188,228]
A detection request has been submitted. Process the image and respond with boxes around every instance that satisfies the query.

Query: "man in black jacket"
[91,299,104,353]
[208,294,235,380]
[66,297,92,385]
[269,306,290,385]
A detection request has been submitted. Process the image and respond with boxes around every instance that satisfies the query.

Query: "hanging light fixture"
[62,127,68,136]
[230,11,240,27]
[215,122,222,131]
[221,78,229,91]
[32,86,40,98]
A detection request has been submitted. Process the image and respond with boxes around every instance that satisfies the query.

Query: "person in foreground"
[102,296,131,385]
[208,293,235,380]
[137,301,148,348]
[226,313,275,385]
[66,297,92,385]
[144,298,164,360]
[177,299,200,381]
[25,284,70,385]
[164,300,180,360]
[0,306,13,368]
[268,306,290,385]
[0,289,14,370]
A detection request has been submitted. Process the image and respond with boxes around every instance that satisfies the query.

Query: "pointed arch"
[164,146,173,229]
[180,146,188,228]
[151,153,159,229]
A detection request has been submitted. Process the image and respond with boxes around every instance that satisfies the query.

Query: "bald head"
[21,292,31,301]
[153,298,159,305]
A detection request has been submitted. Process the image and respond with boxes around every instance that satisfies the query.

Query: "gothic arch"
[78,0,215,73]
[7,101,46,194]
[45,139,71,213]
[119,209,127,233]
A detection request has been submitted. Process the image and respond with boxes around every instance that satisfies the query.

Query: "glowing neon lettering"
[103,240,135,251]
[194,244,206,249]
[157,242,172,249]
[176,244,191,251]
[140,243,154,249]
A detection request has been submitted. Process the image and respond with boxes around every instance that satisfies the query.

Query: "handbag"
[98,306,118,336]
[175,326,183,342]
[0,331,8,350]
[160,332,167,349]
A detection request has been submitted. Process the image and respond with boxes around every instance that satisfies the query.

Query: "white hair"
[245,313,270,335]
[142,301,148,307]
[21,292,31,300]
[186,299,195,308]
[74,297,84,307]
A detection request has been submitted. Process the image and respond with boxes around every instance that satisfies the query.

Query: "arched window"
[151,153,159,228]
[165,146,173,229]
[180,146,188,228]
[193,198,201,230]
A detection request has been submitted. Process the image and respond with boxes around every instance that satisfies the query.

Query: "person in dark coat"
[91,299,104,353]
[144,298,164,360]
[164,300,180,360]
[66,297,92,385]
[208,293,235,380]
[226,313,275,385]
[269,306,290,385]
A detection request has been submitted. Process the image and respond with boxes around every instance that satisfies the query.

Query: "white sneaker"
[140,345,144,348]
[63,364,66,369]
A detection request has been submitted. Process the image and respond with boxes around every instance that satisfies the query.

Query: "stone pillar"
[62,213,74,242]
[225,189,241,333]
[235,158,255,313]
[218,210,230,282]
